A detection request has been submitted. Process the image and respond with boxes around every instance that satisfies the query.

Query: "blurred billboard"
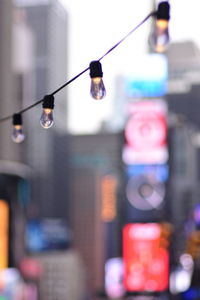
[25,218,71,253]
[125,54,168,98]
[123,223,169,292]
[122,100,168,165]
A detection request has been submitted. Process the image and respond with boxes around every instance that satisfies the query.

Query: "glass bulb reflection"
[90,77,106,100]
[149,20,169,53]
[40,108,54,129]
[12,125,25,143]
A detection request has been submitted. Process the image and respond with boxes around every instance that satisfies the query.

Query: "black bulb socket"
[157,1,170,21]
[13,113,22,126]
[42,95,55,109]
[89,61,103,78]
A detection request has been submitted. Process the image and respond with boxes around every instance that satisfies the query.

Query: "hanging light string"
[2,1,171,144]
[0,9,157,124]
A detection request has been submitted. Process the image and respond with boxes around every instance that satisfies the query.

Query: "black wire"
[0,10,156,124]
[51,67,90,96]
[98,11,156,61]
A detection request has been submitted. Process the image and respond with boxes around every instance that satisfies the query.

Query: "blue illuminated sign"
[125,54,168,98]
[183,288,200,300]
[26,218,71,252]
[126,164,169,182]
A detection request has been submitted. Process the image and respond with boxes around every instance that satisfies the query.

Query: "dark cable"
[98,11,156,61]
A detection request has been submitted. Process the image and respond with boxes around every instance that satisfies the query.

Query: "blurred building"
[25,249,87,300]
[0,0,31,268]
[9,1,89,299]
[68,133,123,298]
[0,1,88,299]
[167,121,199,264]
[167,41,200,95]
[14,0,69,218]
[166,41,200,263]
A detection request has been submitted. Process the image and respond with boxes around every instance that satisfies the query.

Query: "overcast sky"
[58,0,200,134]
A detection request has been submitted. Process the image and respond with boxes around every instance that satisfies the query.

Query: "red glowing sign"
[123,223,169,292]
[122,100,168,165]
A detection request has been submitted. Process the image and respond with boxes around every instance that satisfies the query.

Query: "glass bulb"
[40,108,54,129]
[90,77,106,100]
[12,125,25,143]
[149,20,169,53]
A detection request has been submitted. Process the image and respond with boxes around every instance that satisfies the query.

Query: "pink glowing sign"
[122,100,168,165]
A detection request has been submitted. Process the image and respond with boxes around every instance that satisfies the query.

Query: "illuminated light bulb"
[12,113,25,143]
[40,95,54,129]
[149,1,170,53]
[89,61,106,100]
[149,19,169,53]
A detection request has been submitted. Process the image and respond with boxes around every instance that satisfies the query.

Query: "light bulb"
[149,1,170,53]
[89,61,106,100]
[12,114,25,143]
[12,125,25,143]
[40,108,54,128]
[149,19,169,53]
[40,95,54,129]
[90,77,106,100]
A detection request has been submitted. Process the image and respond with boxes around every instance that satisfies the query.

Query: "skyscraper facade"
[14,0,68,218]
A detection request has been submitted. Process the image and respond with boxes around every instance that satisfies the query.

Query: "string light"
[12,113,25,143]
[149,1,170,53]
[89,61,106,100]
[0,2,170,142]
[40,95,55,129]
